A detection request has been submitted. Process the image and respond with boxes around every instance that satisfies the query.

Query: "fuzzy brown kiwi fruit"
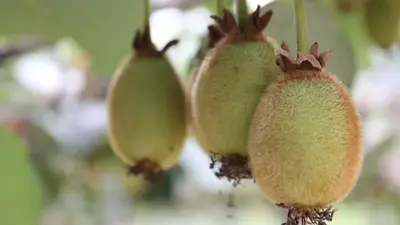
[364,0,400,49]
[107,23,187,182]
[191,2,281,185]
[248,42,362,225]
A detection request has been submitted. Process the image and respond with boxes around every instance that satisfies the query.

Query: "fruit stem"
[144,0,151,35]
[217,0,225,15]
[293,0,308,53]
[236,0,248,32]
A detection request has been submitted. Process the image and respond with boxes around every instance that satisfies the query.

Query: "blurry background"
[0,0,400,224]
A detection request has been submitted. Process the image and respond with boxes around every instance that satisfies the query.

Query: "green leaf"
[0,0,144,76]
[25,121,63,201]
[0,126,44,225]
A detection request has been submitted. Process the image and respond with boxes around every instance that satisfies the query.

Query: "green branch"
[236,0,248,32]
[144,0,151,35]
[293,0,308,53]
[217,0,225,15]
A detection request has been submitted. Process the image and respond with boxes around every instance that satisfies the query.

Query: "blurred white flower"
[379,146,400,194]
[150,6,214,76]
[182,7,213,36]
[12,50,65,97]
[150,7,184,50]
[178,138,233,192]
[352,47,400,112]
[351,47,400,149]
[11,39,87,104]
[248,0,275,10]
[41,100,107,153]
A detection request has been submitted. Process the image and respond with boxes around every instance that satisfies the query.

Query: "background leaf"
[0,0,144,76]
[0,126,44,225]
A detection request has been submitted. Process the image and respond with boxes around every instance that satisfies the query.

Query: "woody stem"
[293,0,308,53]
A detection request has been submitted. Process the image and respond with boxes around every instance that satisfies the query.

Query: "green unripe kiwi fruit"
[186,11,228,150]
[191,6,280,185]
[186,25,226,92]
[107,26,187,181]
[364,0,400,48]
[248,42,362,215]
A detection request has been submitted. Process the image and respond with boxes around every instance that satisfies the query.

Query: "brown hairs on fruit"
[248,42,362,225]
[191,5,281,185]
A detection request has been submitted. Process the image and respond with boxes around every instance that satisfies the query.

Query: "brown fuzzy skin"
[190,7,280,184]
[249,42,362,208]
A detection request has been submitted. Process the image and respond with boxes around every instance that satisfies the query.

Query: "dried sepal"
[208,6,274,42]
[245,6,273,38]
[160,39,179,53]
[207,25,226,48]
[133,26,179,58]
[127,159,163,182]
[210,153,252,187]
[275,42,334,73]
[210,9,240,36]
[277,203,336,225]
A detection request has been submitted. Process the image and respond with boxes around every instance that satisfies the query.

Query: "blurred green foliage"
[0,127,44,225]
[262,0,365,88]
[364,0,400,49]
[25,121,63,201]
[202,0,234,11]
[0,0,144,76]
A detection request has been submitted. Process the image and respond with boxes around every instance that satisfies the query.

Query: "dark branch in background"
[0,36,54,66]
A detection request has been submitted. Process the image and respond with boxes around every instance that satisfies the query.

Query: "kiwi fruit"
[191,3,280,185]
[364,0,400,48]
[107,23,187,181]
[187,35,224,152]
[248,42,362,224]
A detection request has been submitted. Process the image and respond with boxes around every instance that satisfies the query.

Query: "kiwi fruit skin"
[364,0,400,48]
[107,55,187,170]
[192,39,278,157]
[188,35,279,155]
[186,30,224,151]
[248,70,362,207]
